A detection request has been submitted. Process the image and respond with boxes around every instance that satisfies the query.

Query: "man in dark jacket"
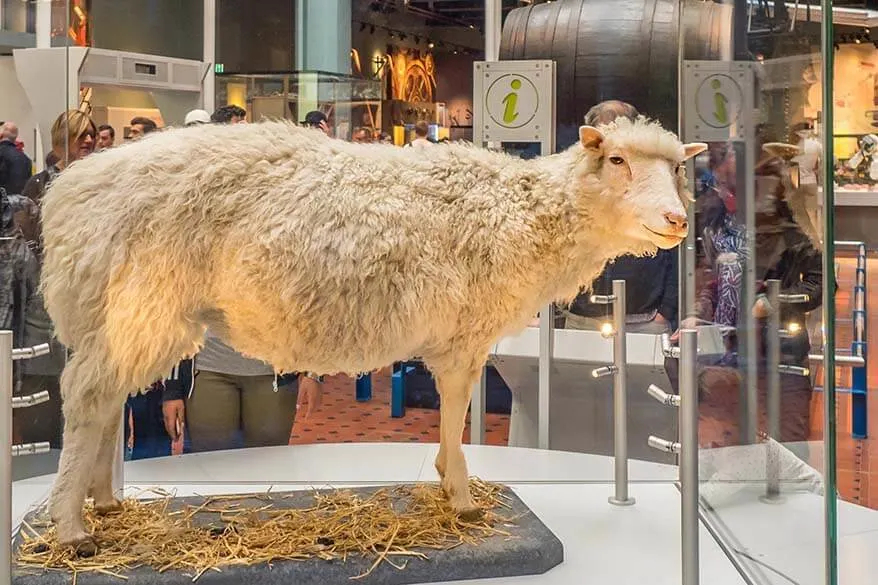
[0,122,33,196]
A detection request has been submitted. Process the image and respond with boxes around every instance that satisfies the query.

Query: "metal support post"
[113,413,124,496]
[203,0,217,113]
[743,137,758,447]
[3,337,56,585]
[609,280,634,506]
[762,280,783,504]
[391,363,411,419]
[484,0,502,61]
[36,0,51,49]
[820,3,838,580]
[2,331,13,585]
[470,366,487,445]
[484,0,502,151]
[355,373,372,402]
[538,304,554,450]
[680,329,700,585]
[852,243,868,439]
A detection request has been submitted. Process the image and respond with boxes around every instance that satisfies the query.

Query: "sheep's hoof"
[456,507,485,523]
[94,499,123,516]
[62,536,98,558]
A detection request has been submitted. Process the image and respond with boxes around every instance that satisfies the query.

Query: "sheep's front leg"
[88,410,125,515]
[49,419,105,556]
[48,356,109,556]
[433,366,482,520]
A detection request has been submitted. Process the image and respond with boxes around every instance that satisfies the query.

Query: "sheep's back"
[39,120,542,354]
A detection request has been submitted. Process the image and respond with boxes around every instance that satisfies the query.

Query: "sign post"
[473,59,556,449]
[682,60,757,444]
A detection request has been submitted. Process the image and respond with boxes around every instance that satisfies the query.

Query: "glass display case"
[4,2,873,585]
[216,71,382,141]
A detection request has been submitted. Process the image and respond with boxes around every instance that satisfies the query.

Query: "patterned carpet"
[288,368,510,446]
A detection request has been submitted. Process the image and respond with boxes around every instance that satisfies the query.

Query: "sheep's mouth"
[642,225,686,248]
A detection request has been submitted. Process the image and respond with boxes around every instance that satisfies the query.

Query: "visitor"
[211,105,247,124]
[303,110,331,136]
[407,120,433,148]
[0,121,33,195]
[14,110,96,449]
[184,109,211,127]
[128,116,158,140]
[160,108,323,454]
[96,124,115,150]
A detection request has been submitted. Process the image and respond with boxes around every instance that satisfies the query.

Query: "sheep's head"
[579,117,707,250]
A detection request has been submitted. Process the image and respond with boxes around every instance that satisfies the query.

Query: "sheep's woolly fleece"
[39,117,690,387]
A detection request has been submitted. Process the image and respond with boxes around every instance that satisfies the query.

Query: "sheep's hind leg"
[430,360,485,521]
[88,406,126,516]
[48,354,112,556]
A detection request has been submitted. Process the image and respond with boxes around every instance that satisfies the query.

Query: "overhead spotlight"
[428,41,435,49]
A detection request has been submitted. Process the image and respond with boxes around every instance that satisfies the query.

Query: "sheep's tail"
[39,166,120,350]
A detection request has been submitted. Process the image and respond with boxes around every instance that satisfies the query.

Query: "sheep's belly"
[220,298,445,376]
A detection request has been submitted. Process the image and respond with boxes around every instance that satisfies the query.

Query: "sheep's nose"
[663,212,689,232]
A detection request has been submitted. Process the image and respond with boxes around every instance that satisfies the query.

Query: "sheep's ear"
[763,142,800,160]
[682,142,708,161]
[579,126,604,152]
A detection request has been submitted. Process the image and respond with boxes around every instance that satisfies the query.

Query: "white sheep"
[39,116,706,554]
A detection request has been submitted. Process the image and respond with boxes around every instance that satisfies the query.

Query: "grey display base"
[12,484,564,585]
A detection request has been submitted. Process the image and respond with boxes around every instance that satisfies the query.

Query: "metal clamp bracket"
[591,365,617,378]
[647,384,681,407]
[11,391,50,409]
[11,343,51,361]
[589,294,616,304]
[648,435,681,454]
[12,442,51,457]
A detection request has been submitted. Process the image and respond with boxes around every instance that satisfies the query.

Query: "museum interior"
[3,1,878,584]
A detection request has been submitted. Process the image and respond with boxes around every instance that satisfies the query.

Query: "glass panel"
[496,1,685,485]
[679,3,836,584]
[9,0,81,483]
[1,0,35,34]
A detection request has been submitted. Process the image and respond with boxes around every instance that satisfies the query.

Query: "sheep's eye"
[608,156,625,165]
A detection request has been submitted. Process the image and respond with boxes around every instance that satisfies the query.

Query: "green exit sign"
[214,63,224,74]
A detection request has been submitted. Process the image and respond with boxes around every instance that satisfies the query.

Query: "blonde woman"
[15,110,96,449]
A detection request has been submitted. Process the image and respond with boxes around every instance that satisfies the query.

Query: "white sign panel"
[683,61,754,143]
[473,60,556,154]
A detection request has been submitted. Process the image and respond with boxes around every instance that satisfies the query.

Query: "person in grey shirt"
[162,331,322,453]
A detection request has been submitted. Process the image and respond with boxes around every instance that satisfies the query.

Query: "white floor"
[11,443,878,584]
